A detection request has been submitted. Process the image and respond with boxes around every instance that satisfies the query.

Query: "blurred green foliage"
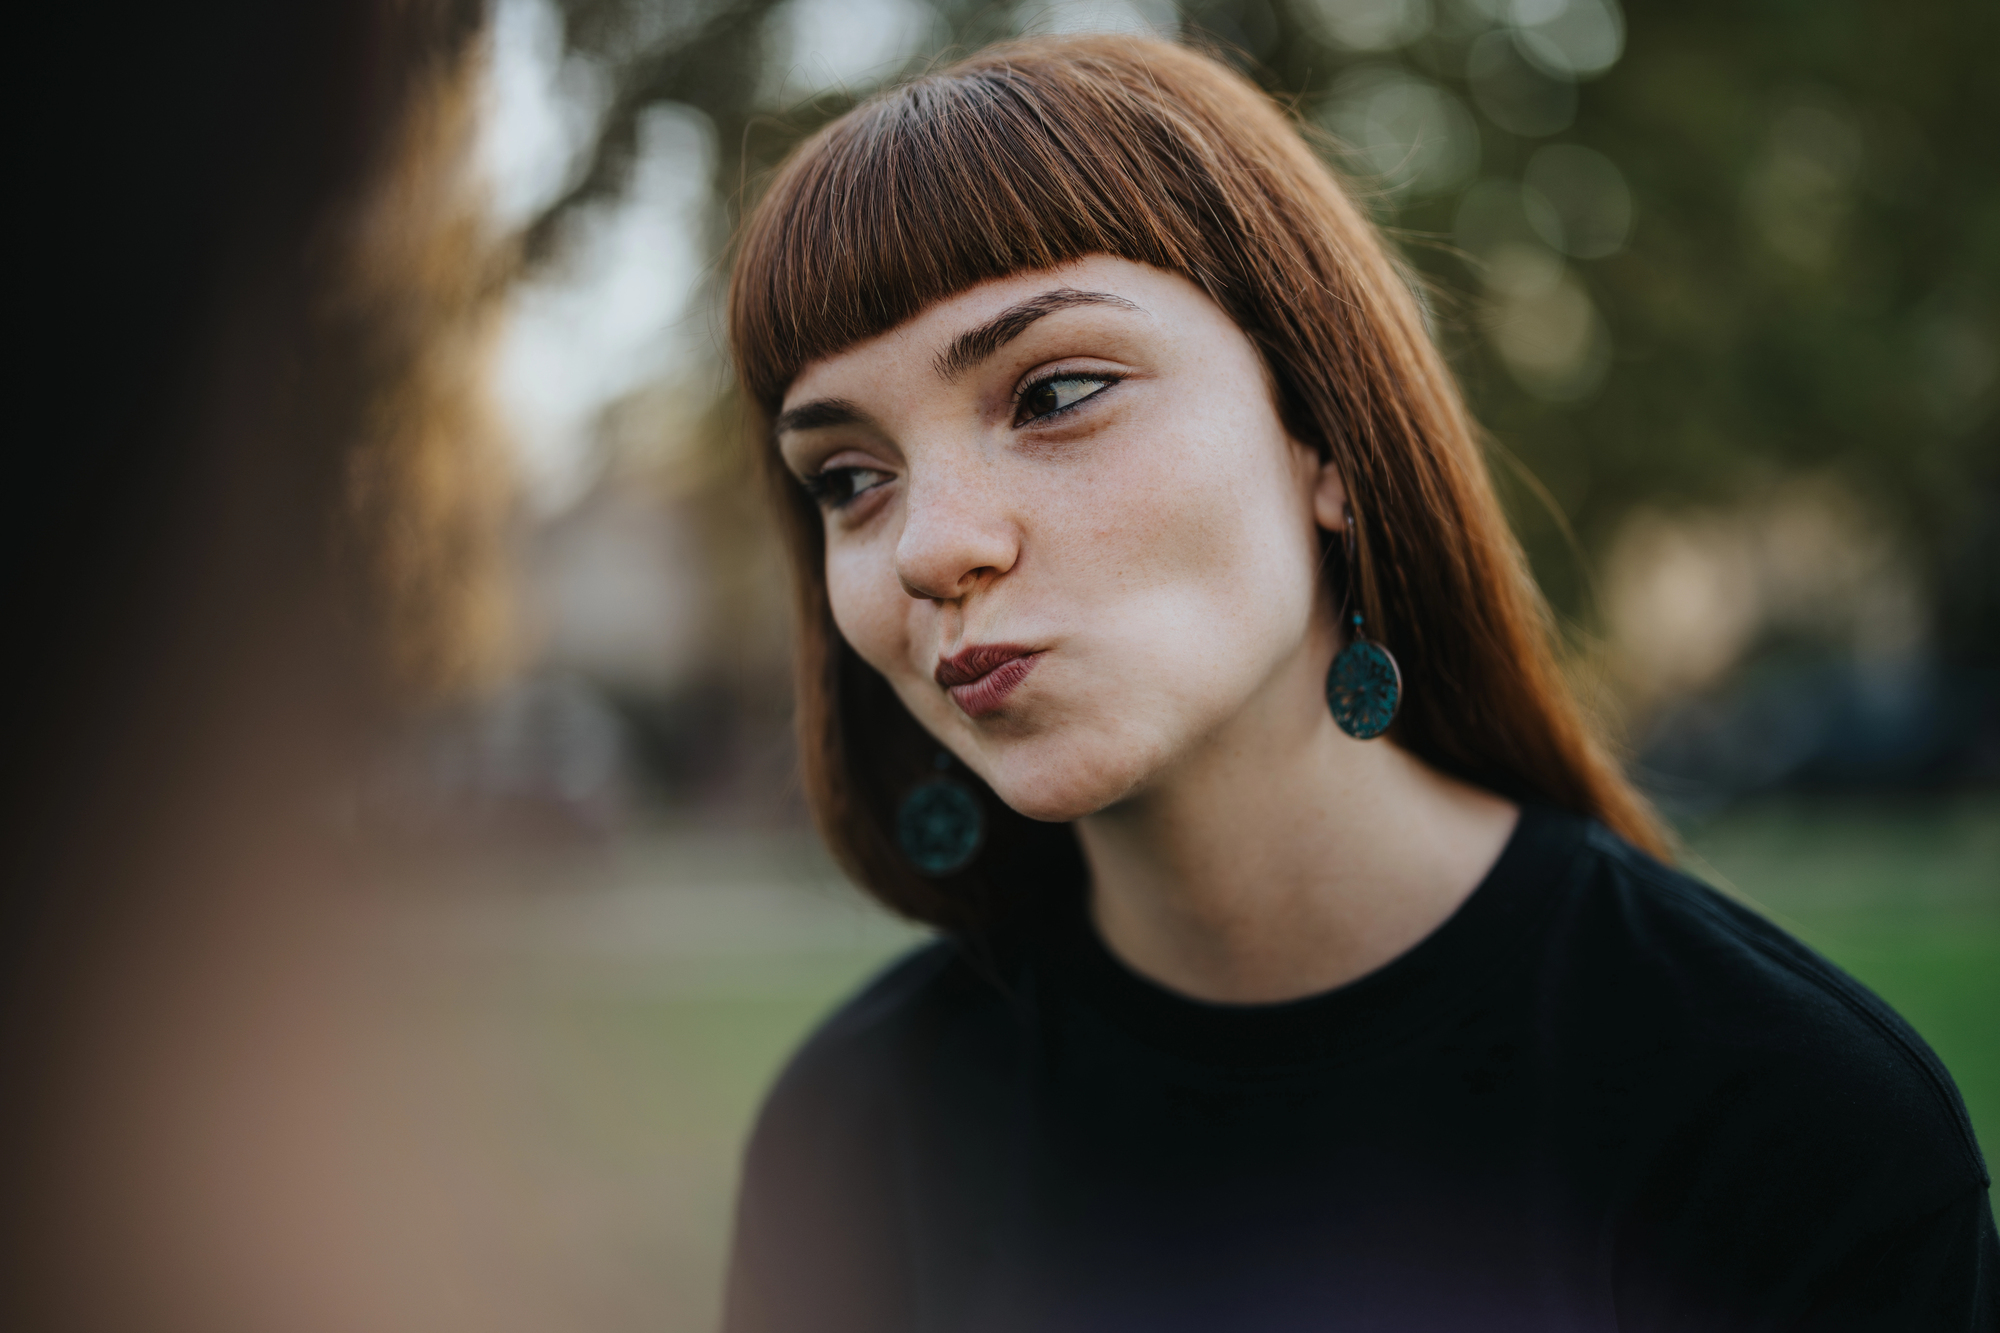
[529,0,1997,660]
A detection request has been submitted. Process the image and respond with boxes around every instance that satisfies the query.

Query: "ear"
[1310,454,1349,533]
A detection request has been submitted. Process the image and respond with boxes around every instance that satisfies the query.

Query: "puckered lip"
[934,643,1043,688]
[935,643,1044,718]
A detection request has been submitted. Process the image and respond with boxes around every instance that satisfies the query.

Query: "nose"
[894,463,1020,602]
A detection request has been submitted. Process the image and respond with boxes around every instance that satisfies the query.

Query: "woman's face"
[777,256,1346,822]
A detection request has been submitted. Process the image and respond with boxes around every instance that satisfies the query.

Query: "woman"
[721,35,1995,1332]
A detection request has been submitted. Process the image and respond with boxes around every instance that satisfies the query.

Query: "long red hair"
[729,34,1665,934]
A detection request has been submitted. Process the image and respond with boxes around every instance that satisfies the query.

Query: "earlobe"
[1311,456,1349,532]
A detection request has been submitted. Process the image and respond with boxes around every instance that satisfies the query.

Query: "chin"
[974,733,1158,824]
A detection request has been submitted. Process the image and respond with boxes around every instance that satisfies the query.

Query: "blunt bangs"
[730,36,1345,415]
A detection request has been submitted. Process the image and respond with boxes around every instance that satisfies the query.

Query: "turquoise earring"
[896,751,985,876]
[1325,510,1402,741]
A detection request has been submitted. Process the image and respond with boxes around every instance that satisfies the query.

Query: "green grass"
[523,965,912,1332]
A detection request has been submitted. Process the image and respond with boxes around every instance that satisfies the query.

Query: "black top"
[724,807,1998,1331]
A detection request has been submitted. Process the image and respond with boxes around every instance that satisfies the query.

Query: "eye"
[1014,373,1117,425]
[801,465,892,510]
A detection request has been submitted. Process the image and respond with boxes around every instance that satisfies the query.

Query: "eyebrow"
[932,289,1142,381]
[772,396,868,436]
[773,290,1144,436]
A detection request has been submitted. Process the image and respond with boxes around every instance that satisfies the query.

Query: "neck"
[1074,649,1518,1005]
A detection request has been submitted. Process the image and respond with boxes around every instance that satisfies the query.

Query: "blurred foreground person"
[2,4,552,1330]
[723,36,1997,1331]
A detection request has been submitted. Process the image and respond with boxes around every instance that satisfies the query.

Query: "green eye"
[1017,375,1115,423]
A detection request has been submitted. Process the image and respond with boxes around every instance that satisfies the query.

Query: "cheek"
[1084,401,1315,614]
[824,540,911,677]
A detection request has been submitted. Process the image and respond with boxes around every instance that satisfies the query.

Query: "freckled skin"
[781,258,1338,823]
[781,256,1519,1005]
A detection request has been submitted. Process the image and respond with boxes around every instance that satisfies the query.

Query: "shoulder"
[725,941,980,1333]
[748,935,1015,1150]
[1534,821,1997,1319]
[1542,817,1989,1204]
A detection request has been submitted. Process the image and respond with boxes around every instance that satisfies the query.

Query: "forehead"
[780,256,1200,409]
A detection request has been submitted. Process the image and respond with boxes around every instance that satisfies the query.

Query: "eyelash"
[1013,372,1120,426]
[801,466,891,510]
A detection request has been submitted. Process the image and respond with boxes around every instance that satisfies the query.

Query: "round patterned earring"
[1325,510,1403,741]
[896,751,986,877]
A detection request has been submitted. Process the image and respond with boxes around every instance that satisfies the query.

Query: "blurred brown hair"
[729,34,1665,935]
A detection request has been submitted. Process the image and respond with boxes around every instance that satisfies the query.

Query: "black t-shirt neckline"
[1046,802,1588,1072]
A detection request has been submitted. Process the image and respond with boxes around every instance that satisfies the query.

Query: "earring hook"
[1340,503,1362,634]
